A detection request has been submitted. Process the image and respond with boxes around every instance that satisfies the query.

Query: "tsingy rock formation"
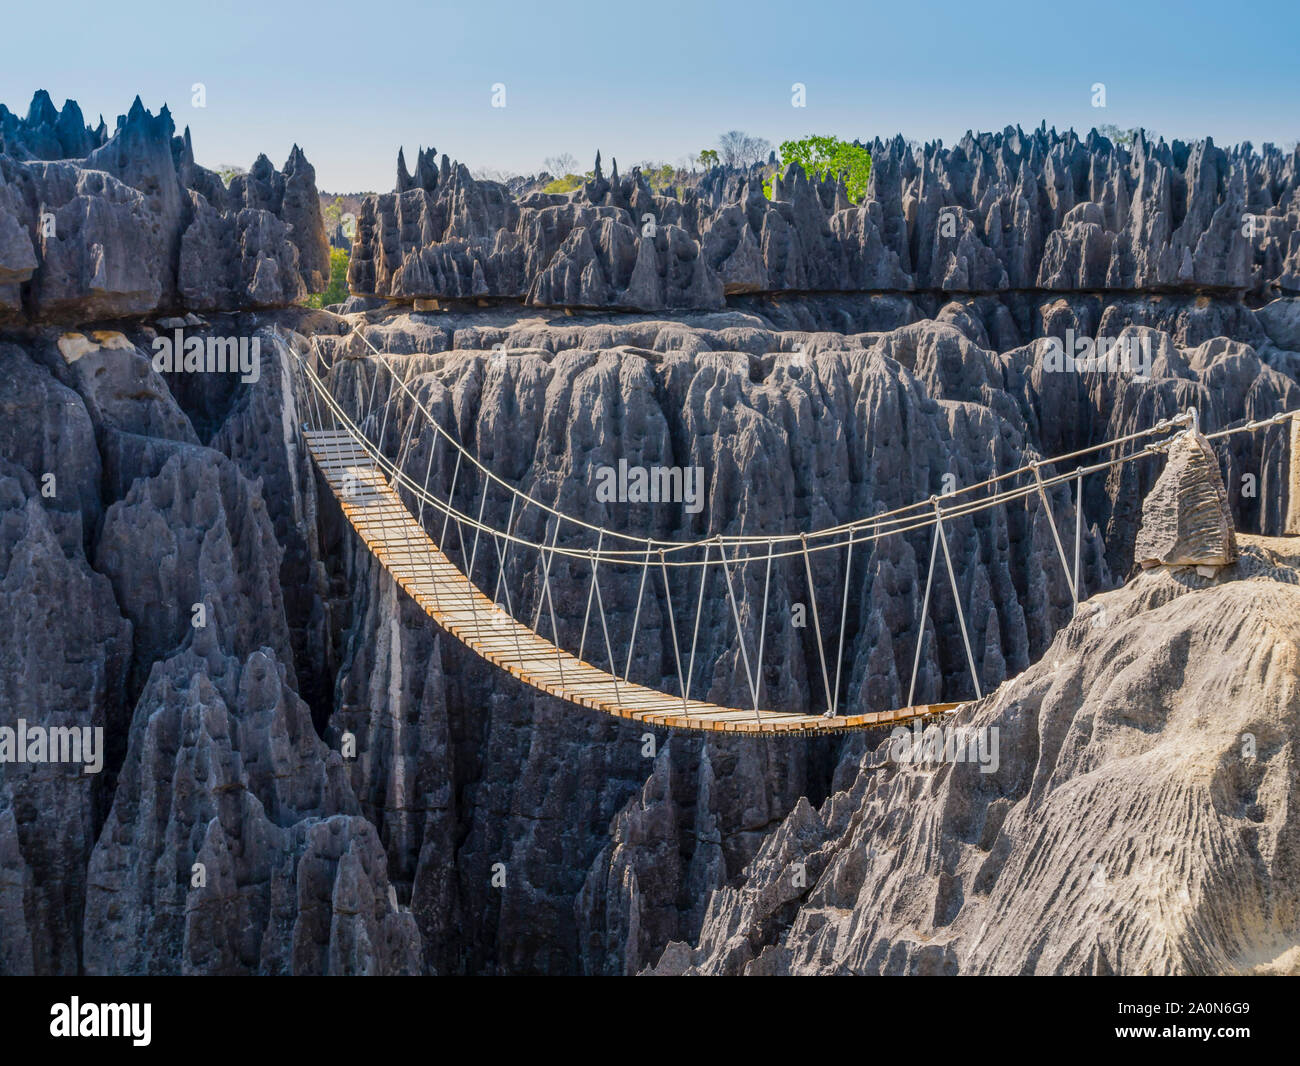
[345,129,1300,311]
[0,92,329,323]
[647,530,1300,975]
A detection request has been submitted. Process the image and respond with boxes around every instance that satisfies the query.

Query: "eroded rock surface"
[1,91,1298,977]
[82,635,419,975]
[650,535,1300,975]
[348,131,1300,310]
[0,93,327,323]
[1135,430,1238,570]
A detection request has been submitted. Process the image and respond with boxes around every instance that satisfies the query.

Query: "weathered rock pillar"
[1134,425,1238,575]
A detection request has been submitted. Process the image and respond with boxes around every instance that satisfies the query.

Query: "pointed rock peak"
[397,147,411,191]
[1134,426,1238,572]
[594,150,603,181]
[413,147,438,192]
[285,144,312,175]
[128,94,147,121]
[27,89,58,127]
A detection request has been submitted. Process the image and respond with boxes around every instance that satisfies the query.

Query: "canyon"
[0,91,1297,974]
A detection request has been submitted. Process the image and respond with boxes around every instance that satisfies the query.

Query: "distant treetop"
[767,136,872,204]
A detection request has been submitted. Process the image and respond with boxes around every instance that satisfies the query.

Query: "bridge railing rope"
[285,324,1226,567]
[272,325,1300,726]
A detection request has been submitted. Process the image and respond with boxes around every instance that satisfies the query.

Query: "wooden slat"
[305,429,966,736]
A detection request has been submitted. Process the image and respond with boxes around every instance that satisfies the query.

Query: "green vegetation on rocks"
[305,247,349,308]
[764,135,872,203]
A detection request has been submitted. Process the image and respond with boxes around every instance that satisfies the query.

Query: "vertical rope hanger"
[531,513,566,687]
[800,533,835,716]
[907,521,942,707]
[492,495,518,610]
[391,358,423,576]
[658,549,689,714]
[589,550,622,708]
[375,353,401,457]
[1030,460,1078,608]
[718,538,761,719]
[413,414,445,610]
[361,345,386,428]
[752,543,774,718]
[624,543,653,683]
[1074,472,1084,613]
[831,532,856,717]
[685,541,711,703]
[440,451,462,554]
[934,498,983,701]
[578,530,604,663]
[489,497,527,669]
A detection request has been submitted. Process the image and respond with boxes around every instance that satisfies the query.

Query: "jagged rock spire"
[397,147,411,192]
[1135,427,1238,572]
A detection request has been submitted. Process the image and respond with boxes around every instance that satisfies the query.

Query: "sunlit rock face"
[0,93,327,324]
[1134,430,1238,570]
[1,91,1298,975]
[648,535,1300,976]
[346,131,1300,310]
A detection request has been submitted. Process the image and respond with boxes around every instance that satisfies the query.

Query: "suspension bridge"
[277,326,1298,736]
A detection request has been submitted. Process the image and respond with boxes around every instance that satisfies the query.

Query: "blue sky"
[4,0,1298,192]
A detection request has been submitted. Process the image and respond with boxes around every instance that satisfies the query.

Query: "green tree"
[764,136,872,204]
[543,171,591,194]
[639,161,677,193]
[698,148,720,168]
[321,196,346,234]
[305,247,350,309]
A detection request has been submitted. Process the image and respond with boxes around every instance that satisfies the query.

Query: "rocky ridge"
[348,131,1300,311]
[0,92,329,324]
[648,529,1300,975]
[2,291,1297,975]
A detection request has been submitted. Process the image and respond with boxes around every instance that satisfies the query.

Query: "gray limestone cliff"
[347,130,1300,311]
[0,93,328,323]
[647,530,1300,975]
[0,96,1298,976]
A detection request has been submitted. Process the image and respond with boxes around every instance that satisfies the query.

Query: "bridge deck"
[305,429,960,735]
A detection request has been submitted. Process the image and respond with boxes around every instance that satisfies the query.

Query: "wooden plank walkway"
[305,428,961,735]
